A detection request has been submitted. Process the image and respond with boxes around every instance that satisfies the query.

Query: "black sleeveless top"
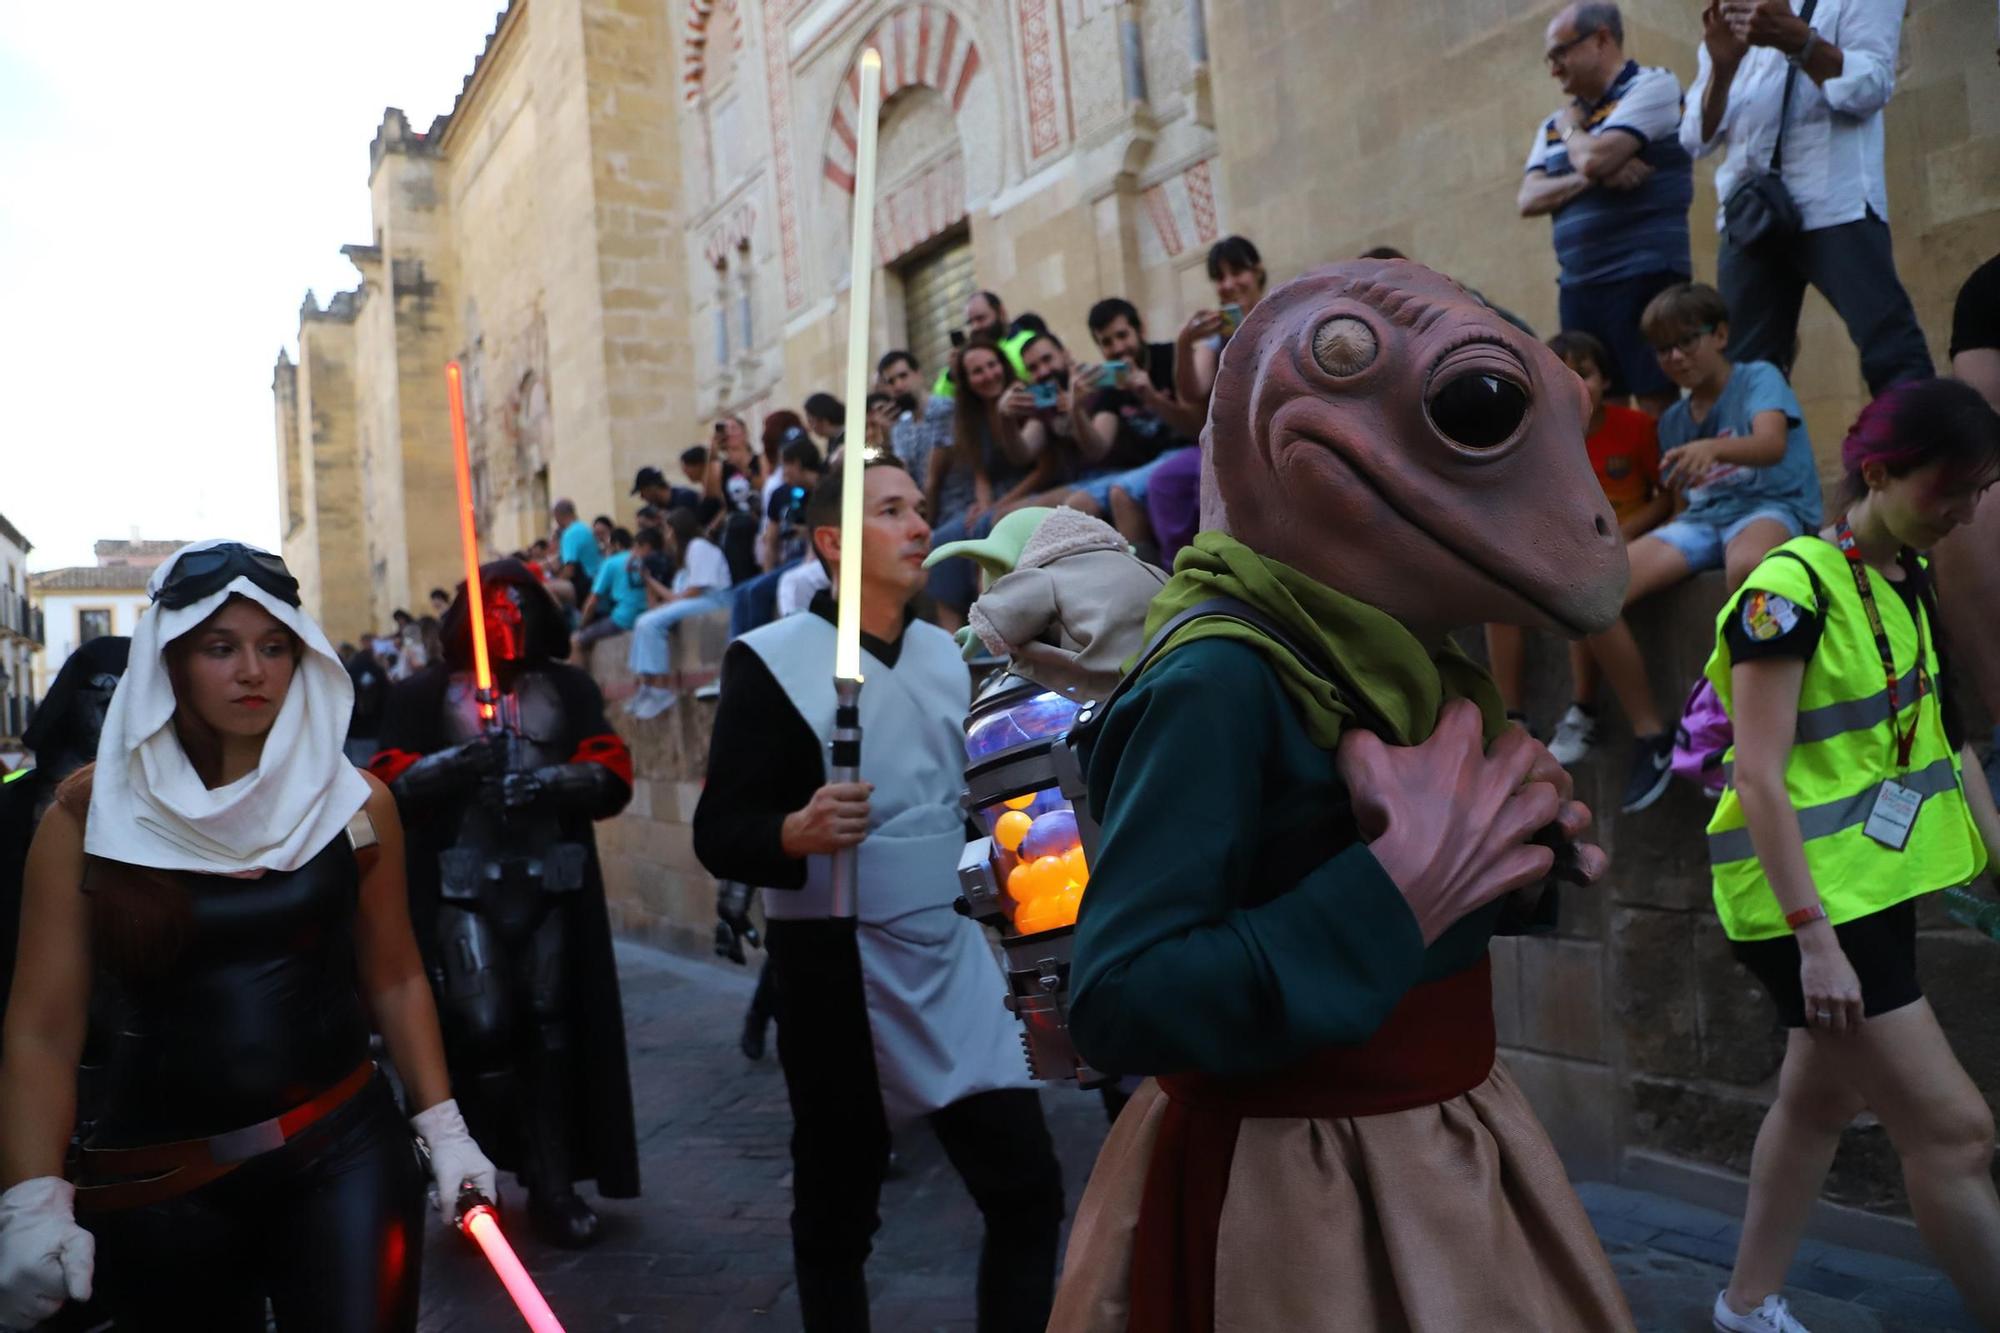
[84,830,373,1146]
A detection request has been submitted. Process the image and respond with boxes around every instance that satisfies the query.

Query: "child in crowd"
[1537,330,1673,766]
[1588,281,1822,813]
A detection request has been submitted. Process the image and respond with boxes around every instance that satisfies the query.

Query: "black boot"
[795,1261,871,1333]
[522,1029,602,1249]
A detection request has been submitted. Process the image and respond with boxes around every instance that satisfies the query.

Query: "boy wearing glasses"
[1585,281,1820,813]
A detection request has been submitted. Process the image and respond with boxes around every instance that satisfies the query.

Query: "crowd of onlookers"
[422,0,1998,827]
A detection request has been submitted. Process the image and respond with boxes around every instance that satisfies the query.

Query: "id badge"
[1863,779,1923,851]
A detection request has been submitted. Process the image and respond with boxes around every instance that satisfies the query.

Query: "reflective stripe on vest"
[1703,536,1987,941]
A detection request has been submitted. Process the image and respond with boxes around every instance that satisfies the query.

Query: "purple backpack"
[1671,679,1732,798]
[1672,549,1825,799]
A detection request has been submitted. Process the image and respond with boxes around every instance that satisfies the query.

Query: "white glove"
[0,1177,94,1330]
[410,1098,498,1222]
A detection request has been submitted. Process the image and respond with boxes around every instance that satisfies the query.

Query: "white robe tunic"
[740,612,1034,1125]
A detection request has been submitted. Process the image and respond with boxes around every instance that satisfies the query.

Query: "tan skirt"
[1048,1061,1635,1332]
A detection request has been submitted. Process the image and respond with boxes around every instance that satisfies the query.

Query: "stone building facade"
[277,0,2000,1239]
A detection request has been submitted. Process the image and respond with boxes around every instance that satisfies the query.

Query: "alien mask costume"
[369,561,639,1248]
[1046,262,1636,1331]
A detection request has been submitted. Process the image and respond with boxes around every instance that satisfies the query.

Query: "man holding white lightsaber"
[694,454,1065,1332]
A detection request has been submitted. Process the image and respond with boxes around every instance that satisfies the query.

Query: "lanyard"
[1833,520,1928,771]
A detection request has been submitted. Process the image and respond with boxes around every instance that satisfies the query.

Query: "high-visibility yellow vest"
[1704,535,1986,941]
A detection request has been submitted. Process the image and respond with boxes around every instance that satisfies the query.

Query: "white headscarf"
[85,539,371,874]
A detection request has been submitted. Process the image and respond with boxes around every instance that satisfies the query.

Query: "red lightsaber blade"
[444,362,496,724]
[462,1206,566,1332]
[457,1188,568,1333]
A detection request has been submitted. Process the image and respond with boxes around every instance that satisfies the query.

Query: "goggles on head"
[155,544,301,611]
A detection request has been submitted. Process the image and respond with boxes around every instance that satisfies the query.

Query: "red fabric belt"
[1130,956,1496,1332]
[75,1061,377,1213]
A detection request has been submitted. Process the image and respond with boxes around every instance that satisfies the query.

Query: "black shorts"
[1731,898,1922,1028]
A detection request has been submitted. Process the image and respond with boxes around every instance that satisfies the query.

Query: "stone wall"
[1487,577,2000,1228]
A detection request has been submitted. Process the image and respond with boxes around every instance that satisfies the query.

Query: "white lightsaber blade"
[830,47,882,920]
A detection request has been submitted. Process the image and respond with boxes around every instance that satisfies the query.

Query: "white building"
[0,512,41,750]
[30,565,153,700]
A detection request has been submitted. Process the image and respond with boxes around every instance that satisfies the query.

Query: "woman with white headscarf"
[0,541,496,1331]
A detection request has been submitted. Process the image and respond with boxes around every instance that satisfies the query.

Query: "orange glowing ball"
[1003,793,1036,811]
[1014,892,1069,935]
[1006,862,1035,902]
[994,810,1033,852]
[1030,854,1072,898]
[1061,844,1089,887]
[1050,885,1083,929]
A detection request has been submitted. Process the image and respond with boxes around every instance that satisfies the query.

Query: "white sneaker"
[1547,704,1601,767]
[1713,1292,1812,1333]
[629,687,678,720]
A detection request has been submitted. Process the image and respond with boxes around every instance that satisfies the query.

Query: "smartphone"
[1030,381,1060,409]
[1219,303,1244,336]
[949,328,968,349]
[1099,359,1129,386]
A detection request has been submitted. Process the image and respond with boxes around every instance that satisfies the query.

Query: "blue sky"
[1,2,505,570]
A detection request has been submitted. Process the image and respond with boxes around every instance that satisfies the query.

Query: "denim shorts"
[1648,507,1805,573]
[1069,447,1191,510]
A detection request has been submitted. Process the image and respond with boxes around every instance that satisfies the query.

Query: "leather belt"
[74,1061,376,1213]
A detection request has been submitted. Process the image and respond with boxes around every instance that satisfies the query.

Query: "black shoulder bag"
[1722,0,1818,251]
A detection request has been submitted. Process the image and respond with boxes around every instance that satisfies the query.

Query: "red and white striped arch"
[682,0,746,103]
[823,4,983,194]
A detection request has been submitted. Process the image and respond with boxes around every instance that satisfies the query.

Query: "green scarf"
[1142,532,1505,749]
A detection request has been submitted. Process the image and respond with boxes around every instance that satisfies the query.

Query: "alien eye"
[1428,372,1529,449]
[1311,317,1378,377]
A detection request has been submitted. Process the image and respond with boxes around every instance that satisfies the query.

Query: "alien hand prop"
[1337,701,1605,944]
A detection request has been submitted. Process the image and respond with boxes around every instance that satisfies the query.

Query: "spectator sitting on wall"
[675,449,708,509]
[1519,2,1693,417]
[931,290,1033,398]
[761,410,809,521]
[1934,252,2000,796]
[628,507,735,719]
[880,348,955,485]
[706,415,762,514]
[1065,298,1201,550]
[1178,234,1271,410]
[1588,280,1823,814]
[803,393,845,451]
[980,329,1086,521]
[1529,330,1675,767]
[429,586,451,616]
[1682,0,1931,393]
[925,336,1049,631]
[574,526,638,658]
[633,463,702,518]
[553,498,604,599]
[727,435,827,640]
[1149,236,1277,565]
[591,514,614,556]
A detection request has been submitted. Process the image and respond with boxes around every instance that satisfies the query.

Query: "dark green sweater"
[1068,638,1500,1078]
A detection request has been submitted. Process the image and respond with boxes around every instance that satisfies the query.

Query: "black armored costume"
[370,561,639,1246]
[0,635,129,1044]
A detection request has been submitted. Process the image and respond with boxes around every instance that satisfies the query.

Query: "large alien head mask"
[1201,260,1628,638]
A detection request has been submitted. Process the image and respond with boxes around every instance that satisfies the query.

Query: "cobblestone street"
[417,942,1979,1333]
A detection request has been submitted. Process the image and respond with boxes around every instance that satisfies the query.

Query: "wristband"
[1788,28,1819,67]
[1784,904,1827,930]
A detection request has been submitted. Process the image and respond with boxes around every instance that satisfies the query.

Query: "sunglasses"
[1651,325,1717,359]
[155,544,301,610]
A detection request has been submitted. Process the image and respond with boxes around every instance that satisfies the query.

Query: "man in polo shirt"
[1520,2,1692,417]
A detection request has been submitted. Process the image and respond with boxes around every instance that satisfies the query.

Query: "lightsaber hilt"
[829,675,864,919]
